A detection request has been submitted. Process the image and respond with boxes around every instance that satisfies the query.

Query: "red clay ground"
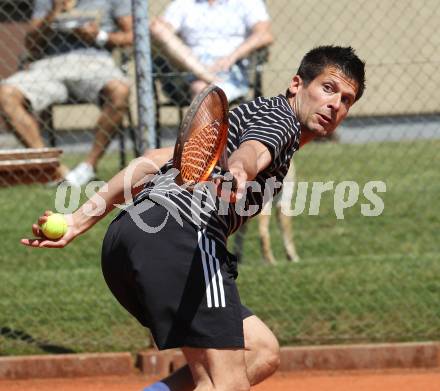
[1,369,440,391]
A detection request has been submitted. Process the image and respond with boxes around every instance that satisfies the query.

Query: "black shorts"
[101,201,253,350]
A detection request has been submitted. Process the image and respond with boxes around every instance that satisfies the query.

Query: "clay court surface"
[1,369,440,391]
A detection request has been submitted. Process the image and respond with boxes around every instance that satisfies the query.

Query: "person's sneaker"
[64,162,95,187]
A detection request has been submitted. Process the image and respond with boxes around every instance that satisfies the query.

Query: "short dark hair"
[296,45,366,101]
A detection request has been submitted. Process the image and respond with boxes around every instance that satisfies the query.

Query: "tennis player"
[22,46,365,391]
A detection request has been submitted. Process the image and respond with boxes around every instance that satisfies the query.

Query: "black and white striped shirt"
[133,94,300,245]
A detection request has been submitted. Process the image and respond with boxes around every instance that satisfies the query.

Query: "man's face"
[289,66,359,136]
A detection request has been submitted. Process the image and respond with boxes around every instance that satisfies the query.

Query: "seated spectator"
[150,0,273,103]
[0,0,133,186]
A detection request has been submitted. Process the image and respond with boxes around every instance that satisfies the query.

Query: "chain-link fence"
[1,0,439,356]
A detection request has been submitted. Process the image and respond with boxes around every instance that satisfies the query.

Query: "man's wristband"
[95,30,109,47]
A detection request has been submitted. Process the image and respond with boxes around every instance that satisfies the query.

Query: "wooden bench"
[0,148,62,186]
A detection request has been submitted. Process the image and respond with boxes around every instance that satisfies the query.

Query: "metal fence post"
[132,0,156,151]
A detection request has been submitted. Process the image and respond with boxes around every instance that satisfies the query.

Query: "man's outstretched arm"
[228,140,272,199]
[21,147,174,248]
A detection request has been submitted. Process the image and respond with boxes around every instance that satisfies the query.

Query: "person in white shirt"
[150,0,273,102]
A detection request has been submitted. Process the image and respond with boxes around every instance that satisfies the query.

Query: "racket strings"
[181,120,221,184]
[174,87,228,187]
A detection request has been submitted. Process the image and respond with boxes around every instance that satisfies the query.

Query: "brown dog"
[233,163,299,264]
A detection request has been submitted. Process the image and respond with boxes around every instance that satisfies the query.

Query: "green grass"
[0,140,439,355]
[238,253,440,345]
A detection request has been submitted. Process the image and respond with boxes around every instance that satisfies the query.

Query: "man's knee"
[101,80,130,109]
[260,336,281,376]
[0,84,24,111]
[244,316,281,376]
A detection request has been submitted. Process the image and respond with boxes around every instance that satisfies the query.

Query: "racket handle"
[212,172,237,203]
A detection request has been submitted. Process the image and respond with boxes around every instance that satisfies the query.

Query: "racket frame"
[173,85,229,187]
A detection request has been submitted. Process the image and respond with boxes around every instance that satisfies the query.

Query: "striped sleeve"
[238,100,297,163]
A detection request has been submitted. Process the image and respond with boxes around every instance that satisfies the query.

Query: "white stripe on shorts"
[210,237,226,307]
[205,235,220,307]
[198,231,213,308]
[198,231,226,308]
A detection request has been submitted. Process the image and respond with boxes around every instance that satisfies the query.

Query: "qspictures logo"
[53,157,386,233]
[271,179,386,219]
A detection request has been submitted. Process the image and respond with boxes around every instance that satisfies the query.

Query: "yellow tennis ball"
[41,213,68,240]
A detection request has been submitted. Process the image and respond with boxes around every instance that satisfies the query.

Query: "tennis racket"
[173,85,236,199]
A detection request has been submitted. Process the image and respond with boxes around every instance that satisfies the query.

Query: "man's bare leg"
[0,84,68,178]
[0,84,45,148]
[184,347,250,391]
[242,315,280,385]
[144,316,280,390]
[84,80,130,169]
